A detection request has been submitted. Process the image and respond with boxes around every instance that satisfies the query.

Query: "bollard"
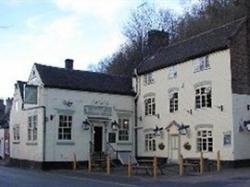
[88,155,92,173]
[200,152,204,175]
[179,154,184,176]
[107,155,111,175]
[73,153,77,170]
[153,156,157,179]
[128,155,132,177]
[217,151,221,172]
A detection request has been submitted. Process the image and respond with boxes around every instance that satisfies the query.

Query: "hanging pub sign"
[84,105,112,116]
[223,131,231,146]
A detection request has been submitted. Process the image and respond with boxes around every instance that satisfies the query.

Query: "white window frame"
[144,97,156,116]
[143,73,154,86]
[118,118,129,142]
[13,124,20,141]
[194,56,210,72]
[28,115,37,142]
[195,86,212,109]
[196,129,213,152]
[169,92,178,113]
[145,133,156,152]
[168,66,177,79]
[58,115,72,141]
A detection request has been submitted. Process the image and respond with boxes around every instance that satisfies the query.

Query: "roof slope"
[137,17,246,75]
[35,64,134,96]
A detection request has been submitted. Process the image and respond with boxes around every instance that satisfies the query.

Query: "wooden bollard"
[153,156,157,179]
[73,153,77,170]
[179,154,184,176]
[200,152,204,175]
[217,151,221,172]
[107,155,111,175]
[128,155,132,177]
[88,155,92,173]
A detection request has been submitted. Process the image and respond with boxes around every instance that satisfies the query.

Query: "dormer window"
[194,56,210,72]
[168,66,177,79]
[24,85,38,105]
[144,73,154,85]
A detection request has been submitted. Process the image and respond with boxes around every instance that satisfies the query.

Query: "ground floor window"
[28,115,37,141]
[58,115,72,140]
[145,133,156,152]
[13,125,20,141]
[118,118,129,141]
[197,129,213,152]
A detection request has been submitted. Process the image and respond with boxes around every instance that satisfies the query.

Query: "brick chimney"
[65,59,74,70]
[147,30,169,55]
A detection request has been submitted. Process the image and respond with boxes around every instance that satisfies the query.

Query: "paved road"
[1,166,250,187]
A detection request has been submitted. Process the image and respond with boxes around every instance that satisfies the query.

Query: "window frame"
[168,66,177,79]
[145,133,156,152]
[27,115,38,142]
[118,118,129,142]
[143,73,154,86]
[169,92,178,113]
[144,97,156,116]
[195,86,212,109]
[13,124,20,141]
[196,129,213,152]
[58,115,73,141]
[194,56,210,73]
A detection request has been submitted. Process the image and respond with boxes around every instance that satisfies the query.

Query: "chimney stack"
[147,30,169,55]
[65,59,74,70]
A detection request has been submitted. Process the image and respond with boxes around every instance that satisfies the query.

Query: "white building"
[10,60,135,169]
[135,17,250,167]
[10,17,250,168]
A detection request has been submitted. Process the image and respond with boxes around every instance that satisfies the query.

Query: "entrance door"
[170,135,179,162]
[94,126,103,152]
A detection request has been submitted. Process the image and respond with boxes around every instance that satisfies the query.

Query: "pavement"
[1,164,250,187]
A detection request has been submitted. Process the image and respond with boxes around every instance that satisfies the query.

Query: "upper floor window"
[197,129,213,152]
[28,115,37,141]
[58,115,72,140]
[194,56,210,72]
[170,92,178,113]
[168,66,177,79]
[144,73,154,85]
[13,124,20,141]
[118,118,129,141]
[24,85,38,104]
[145,133,156,152]
[195,86,212,109]
[144,97,156,116]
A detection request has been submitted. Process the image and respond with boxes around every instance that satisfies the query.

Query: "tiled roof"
[35,64,135,96]
[137,17,246,75]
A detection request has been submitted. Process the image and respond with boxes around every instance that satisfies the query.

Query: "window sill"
[56,141,75,145]
[117,142,132,145]
[12,141,20,144]
[26,142,38,146]
[194,67,211,73]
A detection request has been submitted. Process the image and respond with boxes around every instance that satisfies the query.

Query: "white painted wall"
[137,49,235,160]
[232,94,250,160]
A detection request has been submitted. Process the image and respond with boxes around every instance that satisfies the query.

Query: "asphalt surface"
[1,166,250,187]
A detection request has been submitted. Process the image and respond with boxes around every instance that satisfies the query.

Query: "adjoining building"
[135,17,250,166]
[10,60,135,169]
[9,17,250,169]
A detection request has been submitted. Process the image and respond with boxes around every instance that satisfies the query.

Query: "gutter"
[22,104,47,163]
[134,69,140,158]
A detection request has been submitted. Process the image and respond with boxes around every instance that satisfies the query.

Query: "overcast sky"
[0,0,198,99]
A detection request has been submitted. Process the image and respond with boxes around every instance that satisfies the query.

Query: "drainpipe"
[134,69,140,158]
[22,104,46,165]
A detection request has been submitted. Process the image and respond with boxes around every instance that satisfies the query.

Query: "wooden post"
[107,155,111,175]
[88,155,92,173]
[73,153,77,170]
[217,150,221,172]
[179,154,184,176]
[153,156,157,179]
[200,152,204,175]
[128,155,132,177]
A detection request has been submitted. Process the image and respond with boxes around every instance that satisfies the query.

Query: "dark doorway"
[94,126,103,152]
